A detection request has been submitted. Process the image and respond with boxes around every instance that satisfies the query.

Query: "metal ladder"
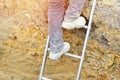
[39,0,96,80]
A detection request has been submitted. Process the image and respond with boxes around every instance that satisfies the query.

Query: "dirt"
[0,0,120,80]
[0,22,119,80]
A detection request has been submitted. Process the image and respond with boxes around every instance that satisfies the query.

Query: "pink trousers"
[48,0,85,53]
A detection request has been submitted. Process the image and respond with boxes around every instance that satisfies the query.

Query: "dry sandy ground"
[0,16,119,80]
[0,0,120,80]
[0,17,85,80]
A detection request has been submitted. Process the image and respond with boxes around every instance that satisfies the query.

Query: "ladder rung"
[48,48,50,51]
[47,48,81,59]
[83,25,89,29]
[42,77,51,80]
[65,53,81,59]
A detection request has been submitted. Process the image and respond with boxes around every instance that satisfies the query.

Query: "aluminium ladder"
[39,0,97,80]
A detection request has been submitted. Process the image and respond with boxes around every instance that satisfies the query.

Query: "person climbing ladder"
[39,0,96,79]
[48,0,86,60]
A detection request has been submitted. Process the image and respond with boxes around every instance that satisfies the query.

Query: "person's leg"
[48,0,64,54]
[64,0,85,22]
[62,0,86,29]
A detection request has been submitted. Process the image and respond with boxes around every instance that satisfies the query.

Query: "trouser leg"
[64,0,85,22]
[48,0,65,53]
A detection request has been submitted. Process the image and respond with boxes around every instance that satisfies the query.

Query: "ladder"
[39,0,96,80]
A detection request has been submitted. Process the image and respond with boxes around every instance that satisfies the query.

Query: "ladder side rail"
[39,36,50,80]
[76,0,97,80]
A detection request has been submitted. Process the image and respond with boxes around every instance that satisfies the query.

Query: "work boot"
[49,42,70,60]
[62,16,87,29]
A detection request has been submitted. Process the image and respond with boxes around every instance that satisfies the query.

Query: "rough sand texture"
[0,0,120,80]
